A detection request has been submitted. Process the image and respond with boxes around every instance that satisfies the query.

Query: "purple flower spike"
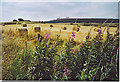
[63,73,66,76]
[74,49,77,52]
[86,35,89,38]
[59,51,61,54]
[70,50,74,53]
[64,69,66,71]
[46,42,48,45]
[45,34,49,40]
[72,32,75,34]
[63,69,69,77]
[97,29,101,34]
[71,32,75,38]
[80,43,82,46]
[68,40,70,43]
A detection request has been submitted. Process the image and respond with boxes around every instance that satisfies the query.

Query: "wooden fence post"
[37,33,40,45]
[37,33,40,41]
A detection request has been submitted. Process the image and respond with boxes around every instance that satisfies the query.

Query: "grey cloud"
[1,2,118,22]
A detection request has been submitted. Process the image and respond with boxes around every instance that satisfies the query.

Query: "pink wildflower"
[63,69,69,76]
[97,32,99,34]
[70,49,77,53]
[93,43,95,45]
[80,43,82,46]
[64,69,69,72]
[46,42,48,45]
[45,34,49,40]
[72,32,75,34]
[63,72,67,76]
[74,49,77,52]
[70,50,74,53]
[68,40,70,43]
[71,32,75,38]
[51,44,53,47]
[59,51,61,54]
[80,47,82,48]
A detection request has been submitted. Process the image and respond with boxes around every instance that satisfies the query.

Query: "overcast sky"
[1,2,119,22]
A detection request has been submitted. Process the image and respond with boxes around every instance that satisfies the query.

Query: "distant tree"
[13,19,17,22]
[18,18,24,21]
[41,21,45,23]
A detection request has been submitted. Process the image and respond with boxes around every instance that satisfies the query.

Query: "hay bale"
[49,25,53,30]
[94,28,97,32]
[33,25,41,33]
[50,25,53,27]
[76,24,80,27]
[72,27,77,31]
[73,27,80,32]
[16,27,28,36]
[77,27,79,32]
[94,28,101,32]
[98,26,101,28]
[62,27,67,30]
[22,22,27,27]
[2,24,5,26]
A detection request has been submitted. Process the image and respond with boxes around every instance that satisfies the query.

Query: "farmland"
[1,23,118,42]
[1,21,119,80]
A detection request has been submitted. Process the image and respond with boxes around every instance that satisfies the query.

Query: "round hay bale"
[22,22,27,27]
[94,28,101,32]
[77,27,79,32]
[98,26,101,28]
[50,25,53,27]
[72,27,77,31]
[33,25,41,33]
[94,28,98,32]
[3,24,5,26]
[62,27,67,30]
[73,27,80,32]
[16,27,28,36]
[2,30,4,33]
[78,25,80,28]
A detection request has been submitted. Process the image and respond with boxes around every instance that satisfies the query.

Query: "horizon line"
[1,17,119,22]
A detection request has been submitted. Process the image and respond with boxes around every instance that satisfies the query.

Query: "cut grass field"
[1,23,118,42]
